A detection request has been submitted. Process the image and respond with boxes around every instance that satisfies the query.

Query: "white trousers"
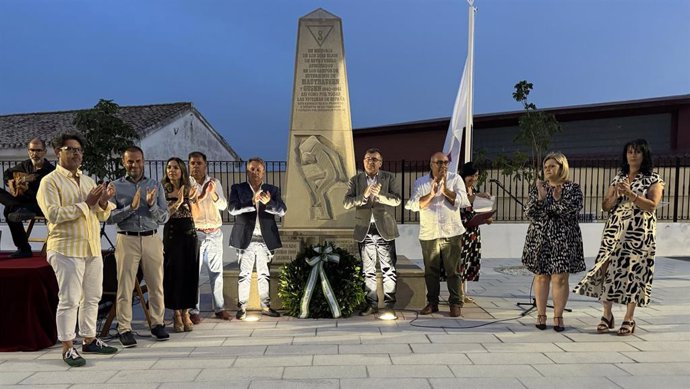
[237,241,272,308]
[47,251,103,342]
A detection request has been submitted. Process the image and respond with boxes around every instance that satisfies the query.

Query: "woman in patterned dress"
[573,139,664,336]
[162,158,200,332]
[459,162,493,303]
[522,152,585,332]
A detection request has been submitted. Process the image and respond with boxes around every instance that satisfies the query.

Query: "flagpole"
[463,0,476,164]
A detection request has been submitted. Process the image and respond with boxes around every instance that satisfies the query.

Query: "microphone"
[489,178,499,183]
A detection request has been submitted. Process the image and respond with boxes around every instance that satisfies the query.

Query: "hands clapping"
[86,182,116,208]
[253,189,271,205]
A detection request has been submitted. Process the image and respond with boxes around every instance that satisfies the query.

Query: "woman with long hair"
[458,162,492,303]
[522,152,585,332]
[161,157,200,332]
[574,139,664,335]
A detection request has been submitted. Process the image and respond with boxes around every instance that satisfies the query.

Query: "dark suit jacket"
[343,170,401,242]
[228,182,286,251]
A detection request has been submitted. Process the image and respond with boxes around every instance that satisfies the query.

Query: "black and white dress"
[573,172,664,306]
[522,181,585,275]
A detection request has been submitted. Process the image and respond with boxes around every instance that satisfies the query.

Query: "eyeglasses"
[432,160,449,166]
[364,157,381,163]
[59,146,83,154]
[28,148,45,153]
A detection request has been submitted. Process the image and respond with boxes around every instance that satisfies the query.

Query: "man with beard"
[37,133,118,366]
[109,146,170,347]
[0,138,55,257]
[188,151,230,322]
[344,148,401,319]
[405,152,470,317]
[229,157,286,320]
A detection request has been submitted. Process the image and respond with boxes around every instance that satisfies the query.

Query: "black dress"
[521,181,586,275]
[163,191,200,310]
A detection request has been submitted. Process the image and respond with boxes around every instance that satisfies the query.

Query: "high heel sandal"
[535,315,547,330]
[553,316,565,332]
[617,320,636,336]
[183,309,194,332]
[597,314,615,333]
[173,310,184,333]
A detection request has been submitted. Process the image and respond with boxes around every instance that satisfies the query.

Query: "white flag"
[443,1,475,174]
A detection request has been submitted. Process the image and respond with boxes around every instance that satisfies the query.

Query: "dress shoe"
[359,306,378,316]
[419,303,439,315]
[449,304,462,317]
[189,313,202,324]
[9,249,32,258]
[214,310,231,320]
[262,307,280,317]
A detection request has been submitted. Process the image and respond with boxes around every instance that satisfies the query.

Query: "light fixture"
[378,310,398,321]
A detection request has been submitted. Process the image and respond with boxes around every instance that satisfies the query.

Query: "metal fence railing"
[2,157,687,223]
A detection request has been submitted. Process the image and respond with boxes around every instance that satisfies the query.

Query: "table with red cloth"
[0,253,58,352]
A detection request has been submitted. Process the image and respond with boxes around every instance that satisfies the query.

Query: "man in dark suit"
[344,148,401,318]
[229,157,286,320]
[1,138,55,258]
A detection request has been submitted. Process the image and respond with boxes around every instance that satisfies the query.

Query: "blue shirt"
[109,175,169,232]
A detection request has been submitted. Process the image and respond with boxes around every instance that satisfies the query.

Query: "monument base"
[222,256,426,311]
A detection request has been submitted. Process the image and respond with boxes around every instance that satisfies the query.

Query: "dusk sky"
[1,0,689,160]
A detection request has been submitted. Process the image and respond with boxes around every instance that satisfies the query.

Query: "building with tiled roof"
[0,102,240,161]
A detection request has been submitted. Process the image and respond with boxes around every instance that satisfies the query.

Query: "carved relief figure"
[297,135,348,220]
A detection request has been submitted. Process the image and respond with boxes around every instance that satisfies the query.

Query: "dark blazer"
[228,182,286,251]
[343,170,401,242]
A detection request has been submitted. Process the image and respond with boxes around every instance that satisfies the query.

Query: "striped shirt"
[37,164,115,257]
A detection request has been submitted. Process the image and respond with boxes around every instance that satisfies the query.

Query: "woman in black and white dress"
[574,139,664,336]
[522,152,585,332]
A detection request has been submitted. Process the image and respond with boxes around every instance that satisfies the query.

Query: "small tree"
[73,99,139,180]
[497,81,561,182]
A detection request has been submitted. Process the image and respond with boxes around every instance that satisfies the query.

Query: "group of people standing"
[2,133,664,366]
[522,139,664,336]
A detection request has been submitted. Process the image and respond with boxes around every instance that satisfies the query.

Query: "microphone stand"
[488,179,571,316]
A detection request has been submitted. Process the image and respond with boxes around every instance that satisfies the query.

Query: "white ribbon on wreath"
[298,244,342,319]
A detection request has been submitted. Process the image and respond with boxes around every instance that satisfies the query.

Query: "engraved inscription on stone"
[296,45,345,113]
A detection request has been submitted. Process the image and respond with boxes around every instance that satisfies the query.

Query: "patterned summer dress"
[573,172,664,306]
[460,202,481,281]
[521,181,586,275]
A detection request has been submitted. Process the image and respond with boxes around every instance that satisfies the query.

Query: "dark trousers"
[358,223,397,308]
[420,235,464,306]
[0,188,41,251]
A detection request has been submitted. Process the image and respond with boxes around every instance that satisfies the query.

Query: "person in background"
[574,139,664,336]
[161,157,200,332]
[458,162,493,303]
[522,152,585,332]
[1,138,55,258]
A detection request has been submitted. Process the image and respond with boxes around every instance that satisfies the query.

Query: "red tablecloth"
[0,254,58,351]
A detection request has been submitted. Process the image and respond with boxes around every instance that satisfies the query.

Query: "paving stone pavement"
[1,256,689,388]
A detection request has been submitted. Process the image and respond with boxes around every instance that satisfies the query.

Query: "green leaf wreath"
[278,242,365,318]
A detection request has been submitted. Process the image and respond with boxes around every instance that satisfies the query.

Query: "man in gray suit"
[344,148,401,318]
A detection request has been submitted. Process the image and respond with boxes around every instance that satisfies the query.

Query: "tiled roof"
[0,102,192,149]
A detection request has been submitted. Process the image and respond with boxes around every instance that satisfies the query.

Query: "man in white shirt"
[188,151,230,322]
[405,152,470,317]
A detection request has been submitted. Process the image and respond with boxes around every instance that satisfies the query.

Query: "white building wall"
[140,113,237,162]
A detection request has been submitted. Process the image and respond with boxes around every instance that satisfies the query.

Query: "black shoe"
[7,209,36,223]
[261,307,280,317]
[119,331,137,348]
[62,347,86,367]
[9,249,32,258]
[82,338,118,354]
[151,325,170,341]
[235,309,247,320]
[359,306,379,316]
